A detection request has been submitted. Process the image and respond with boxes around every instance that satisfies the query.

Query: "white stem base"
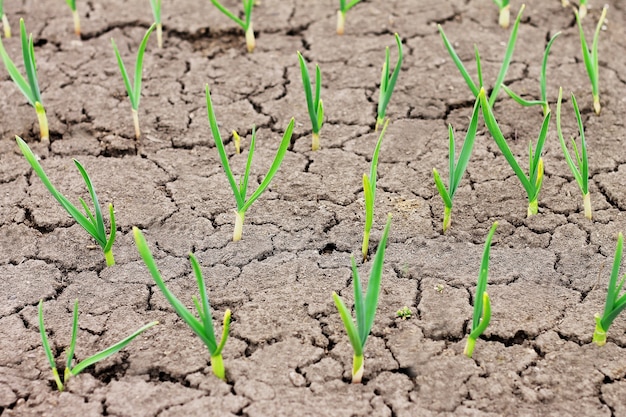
[2,14,10,38]
[132,109,141,139]
[73,10,81,36]
[498,5,510,29]
[245,24,255,53]
[337,10,345,35]
[233,211,244,242]
[583,192,592,220]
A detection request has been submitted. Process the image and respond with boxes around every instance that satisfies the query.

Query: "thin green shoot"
[297,51,324,151]
[593,232,626,346]
[149,0,163,48]
[16,137,117,266]
[464,222,498,358]
[579,0,588,18]
[492,0,510,28]
[502,32,560,116]
[437,4,524,107]
[362,119,390,262]
[39,299,157,391]
[205,84,294,242]
[556,88,590,220]
[209,0,255,53]
[333,214,391,384]
[376,33,403,131]
[133,227,231,380]
[433,96,480,233]
[0,19,48,143]
[64,0,80,36]
[575,5,607,115]
[111,23,156,139]
[337,0,362,35]
[479,88,550,217]
[0,0,11,38]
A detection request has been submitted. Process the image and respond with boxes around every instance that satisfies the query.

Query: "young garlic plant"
[376,33,403,131]
[209,0,255,53]
[333,214,391,383]
[438,5,524,107]
[0,19,48,143]
[64,0,80,36]
[362,119,389,262]
[0,0,10,38]
[433,97,480,233]
[111,23,156,139]
[17,137,117,266]
[593,232,626,346]
[134,228,231,380]
[149,0,163,48]
[337,0,362,35]
[39,299,157,391]
[575,5,607,115]
[205,85,294,241]
[492,0,510,28]
[502,32,560,116]
[556,88,591,220]
[464,222,498,358]
[479,88,550,217]
[297,51,324,151]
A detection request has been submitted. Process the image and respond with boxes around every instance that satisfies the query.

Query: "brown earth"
[2,0,626,415]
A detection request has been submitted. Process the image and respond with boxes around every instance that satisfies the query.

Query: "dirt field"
[2,0,626,415]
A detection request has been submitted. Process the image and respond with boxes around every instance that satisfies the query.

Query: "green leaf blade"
[70,321,158,376]
[240,118,295,213]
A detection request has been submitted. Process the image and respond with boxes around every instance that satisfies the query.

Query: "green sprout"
[209,0,255,53]
[337,0,362,35]
[111,23,155,139]
[16,137,117,266]
[297,51,324,151]
[333,214,392,384]
[502,32,560,116]
[579,0,589,18]
[0,0,11,38]
[593,232,626,346]
[149,0,163,48]
[376,33,402,131]
[39,299,157,391]
[396,306,412,320]
[464,221,497,358]
[556,88,591,220]
[479,88,549,217]
[133,227,231,380]
[438,4,524,108]
[433,96,480,233]
[0,19,48,143]
[64,0,80,36]
[492,0,510,28]
[362,119,389,262]
[575,5,607,115]
[205,85,294,242]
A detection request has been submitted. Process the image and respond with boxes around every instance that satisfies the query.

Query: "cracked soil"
[2,0,626,416]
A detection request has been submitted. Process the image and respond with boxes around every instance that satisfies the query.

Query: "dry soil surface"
[2,0,626,416]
